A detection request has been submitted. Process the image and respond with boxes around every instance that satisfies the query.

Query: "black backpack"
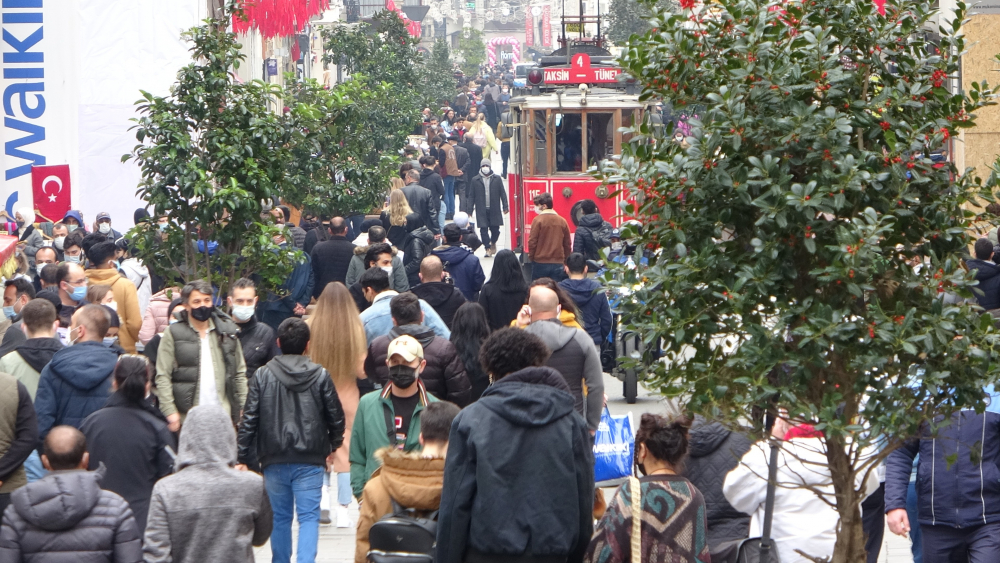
[367,497,439,563]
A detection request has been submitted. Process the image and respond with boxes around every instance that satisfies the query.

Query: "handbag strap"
[759,438,781,561]
[629,476,641,560]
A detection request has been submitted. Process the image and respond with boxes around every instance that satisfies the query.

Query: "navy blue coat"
[967,259,1000,310]
[559,278,612,348]
[34,341,120,440]
[432,244,486,302]
[260,252,314,331]
[884,408,1000,528]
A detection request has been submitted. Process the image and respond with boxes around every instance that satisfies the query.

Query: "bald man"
[0,425,142,562]
[520,286,604,432]
[310,216,357,298]
[411,255,467,328]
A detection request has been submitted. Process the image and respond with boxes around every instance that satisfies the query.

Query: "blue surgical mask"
[2,306,14,319]
[158,223,168,231]
[232,304,255,322]
[65,255,81,264]
[67,224,78,233]
[70,285,87,302]
[103,337,117,347]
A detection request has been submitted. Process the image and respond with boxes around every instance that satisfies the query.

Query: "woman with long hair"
[307,281,367,528]
[467,113,501,155]
[478,249,528,331]
[450,302,491,400]
[528,277,584,330]
[585,414,710,563]
[381,189,414,249]
[80,355,176,533]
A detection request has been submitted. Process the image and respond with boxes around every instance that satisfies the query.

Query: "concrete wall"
[961,14,1000,177]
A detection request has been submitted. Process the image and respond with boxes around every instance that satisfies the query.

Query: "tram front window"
[555,113,583,172]
[587,112,614,167]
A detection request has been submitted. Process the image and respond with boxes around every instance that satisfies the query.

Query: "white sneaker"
[336,505,350,528]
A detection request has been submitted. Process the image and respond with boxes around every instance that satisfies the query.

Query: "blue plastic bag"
[593,407,634,482]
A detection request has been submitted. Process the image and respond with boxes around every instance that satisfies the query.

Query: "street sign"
[542,53,621,84]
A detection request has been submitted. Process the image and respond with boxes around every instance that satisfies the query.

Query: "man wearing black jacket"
[457,133,482,214]
[237,318,345,563]
[418,156,446,234]
[310,217,356,298]
[228,278,280,380]
[436,328,593,563]
[410,256,466,328]
[401,169,440,238]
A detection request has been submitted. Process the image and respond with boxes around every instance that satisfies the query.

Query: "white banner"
[1,0,201,230]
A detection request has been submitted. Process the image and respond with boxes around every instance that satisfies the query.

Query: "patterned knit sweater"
[585,475,711,563]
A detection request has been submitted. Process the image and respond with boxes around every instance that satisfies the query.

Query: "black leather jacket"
[236,316,280,379]
[236,355,346,469]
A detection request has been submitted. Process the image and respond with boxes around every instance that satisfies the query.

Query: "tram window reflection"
[533,111,548,175]
[587,112,614,167]
[555,113,583,172]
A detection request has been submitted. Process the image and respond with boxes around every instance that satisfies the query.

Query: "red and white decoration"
[232,0,330,39]
[487,36,520,65]
[384,0,424,37]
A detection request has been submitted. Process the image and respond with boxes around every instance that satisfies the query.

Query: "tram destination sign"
[543,53,621,84]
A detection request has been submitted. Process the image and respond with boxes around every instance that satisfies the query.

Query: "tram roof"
[508,88,649,110]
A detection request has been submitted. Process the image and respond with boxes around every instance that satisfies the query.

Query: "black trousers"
[861,482,885,563]
[921,521,1000,563]
[501,141,510,177]
[480,224,500,246]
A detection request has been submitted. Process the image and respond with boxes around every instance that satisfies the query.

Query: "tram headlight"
[527,68,543,86]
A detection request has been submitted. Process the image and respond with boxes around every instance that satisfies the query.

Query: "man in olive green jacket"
[155,280,248,431]
[349,335,438,499]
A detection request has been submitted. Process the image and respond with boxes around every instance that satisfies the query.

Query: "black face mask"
[190,306,213,322]
[635,447,647,476]
[388,365,418,389]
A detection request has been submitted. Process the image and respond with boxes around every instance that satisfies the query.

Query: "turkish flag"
[31,165,72,223]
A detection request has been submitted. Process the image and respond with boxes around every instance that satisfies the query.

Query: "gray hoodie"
[142,405,272,563]
[524,318,604,431]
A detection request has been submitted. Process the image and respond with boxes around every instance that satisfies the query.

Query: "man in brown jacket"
[354,401,460,563]
[528,192,572,281]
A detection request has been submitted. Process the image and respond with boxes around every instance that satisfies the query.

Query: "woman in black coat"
[468,160,508,256]
[401,213,435,288]
[80,355,176,532]
[450,302,492,401]
[478,249,528,331]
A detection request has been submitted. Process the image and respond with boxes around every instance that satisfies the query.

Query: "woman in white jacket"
[723,421,879,563]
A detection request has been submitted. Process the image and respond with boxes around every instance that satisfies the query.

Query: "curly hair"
[635,413,692,470]
[479,328,551,379]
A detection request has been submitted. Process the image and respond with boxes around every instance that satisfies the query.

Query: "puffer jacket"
[432,244,485,302]
[967,258,1000,310]
[364,324,471,407]
[523,319,604,432]
[235,316,280,379]
[143,406,272,563]
[436,367,593,563]
[237,355,346,469]
[559,278,612,348]
[0,467,142,563]
[573,213,613,262]
[885,406,1000,528]
[139,290,176,345]
[682,417,752,552]
[410,281,466,328]
[34,341,120,440]
[402,223,436,289]
[345,244,408,291]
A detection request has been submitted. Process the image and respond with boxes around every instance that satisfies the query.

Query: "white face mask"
[67,224,78,233]
[380,265,394,275]
[232,304,255,322]
[98,223,111,234]
[54,236,65,250]
[106,301,118,312]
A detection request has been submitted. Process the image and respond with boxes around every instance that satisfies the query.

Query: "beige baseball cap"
[387,334,424,362]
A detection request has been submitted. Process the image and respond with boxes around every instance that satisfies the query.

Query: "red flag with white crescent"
[31,165,71,224]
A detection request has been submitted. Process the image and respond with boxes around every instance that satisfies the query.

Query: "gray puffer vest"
[167,309,241,422]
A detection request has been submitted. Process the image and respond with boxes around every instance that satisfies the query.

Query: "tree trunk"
[826,436,867,563]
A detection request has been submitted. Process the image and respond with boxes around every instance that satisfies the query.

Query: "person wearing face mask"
[84,241,141,353]
[350,334,440,499]
[2,277,34,334]
[468,158,508,258]
[435,328,594,563]
[49,222,68,262]
[94,212,122,241]
[34,304,121,442]
[364,292,469,408]
[101,304,126,352]
[14,206,43,268]
[346,229,408,292]
[154,279,248,433]
[61,210,87,234]
[62,230,85,267]
[357,268,450,344]
[56,262,89,328]
[32,246,58,293]
[518,285,604,433]
[228,278,279,380]
[431,224,485,301]
[585,414,711,563]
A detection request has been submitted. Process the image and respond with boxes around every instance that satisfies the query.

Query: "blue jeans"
[443,175,456,217]
[337,472,351,506]
[906,480,923,563]
[531,262,567,282]
[263,464,324,563]
[439,200,447,232]
[24,451,45,482]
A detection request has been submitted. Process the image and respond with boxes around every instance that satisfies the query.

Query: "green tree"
[126,7,297,295]
[456,29,486,78]
[421,37,457,106]
[605,0,676,46]
[601,0,1000,560]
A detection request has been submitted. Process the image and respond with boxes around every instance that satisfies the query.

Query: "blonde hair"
[388,189,413,227]
[390,177,405,191]
[309,282,366,389]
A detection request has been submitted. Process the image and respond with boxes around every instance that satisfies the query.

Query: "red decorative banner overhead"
[384,0,423,36]
[525,13,534,47]
[232,0,330,39]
